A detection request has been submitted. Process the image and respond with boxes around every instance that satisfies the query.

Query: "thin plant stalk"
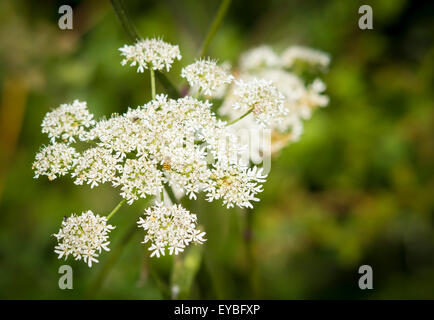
[198,0,232,57]
[107,199,126,220]
[150,69,156,99]
[164,184,178,205]
[227,107,254,126]
[110,0,139,42]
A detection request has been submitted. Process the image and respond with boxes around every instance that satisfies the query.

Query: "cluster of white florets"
[34,38,329,264]
[53,210,115,267]
[232,78,286,127]
[239,45,281,71]
[205,164,266,208]
[33,94,266,209]
[137,202,206,257]
[220,44,330,155]
[33,143,79,181]
[119,37,181,72]
[71,147,121,189]
[41,100,95,143]
[281,45,330,69]
[112,157,163,204]
[181,58,234,96]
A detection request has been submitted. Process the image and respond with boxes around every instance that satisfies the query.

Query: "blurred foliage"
[0,0,433,299]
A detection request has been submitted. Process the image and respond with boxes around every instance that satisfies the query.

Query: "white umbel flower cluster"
[41,100,95,144]
[119,38,182,72]
[232,78,286,127]
[181,58,234,96]
[205,164,266,208]
[32,143,79,181]
[71,147,120,189]
[281,45,330,69]
[34,39,327,264]
[220,44,330,156]
[53,210,115,267]
[239,45,281,71]
[258,70,328,128]
[34,95,267,209]
[137,202,206,258]
[112,157,163,204]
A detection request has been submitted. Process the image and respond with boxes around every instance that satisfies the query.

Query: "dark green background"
[0,0,433,299]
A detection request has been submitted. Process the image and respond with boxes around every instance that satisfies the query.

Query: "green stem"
[226,107,254,126]
[195,87,202,99]
[110,0,180,98]
[164,184,178,205]
[150,69,156,99]
[106,199,126,220]
[110,0,139,42]
[199,0,232,57]
[244,207,258,298]
[155,72,180,99]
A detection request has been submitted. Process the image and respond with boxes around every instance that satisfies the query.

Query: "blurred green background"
[0,0,433,299]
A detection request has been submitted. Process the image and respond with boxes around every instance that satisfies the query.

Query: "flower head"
[34,91,268,209]
[119,38,181,72]
[112,157,163,204]
[71,147,120,188]
[232,78,286,127]
[281,45,330,69]
[53,210,115,267]
[41,100,95,144]
[32,143,79,181]
[137,202,206,257]
[205,162,266,209]
[181,58,233,96]
[239,45,281,71]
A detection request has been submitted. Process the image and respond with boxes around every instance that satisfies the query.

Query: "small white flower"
[32,143,79,181]
[239,45,281,71]
[298,78,329,119]
[205,162,266,209]
[41,100,95,144]
[181,58,234,96]
[87,115,141,159]
[137,202,206,258]
[71,147,120,188]
[112,157,163,204]
[53,210,115,267]
[220,60,330,157]
[281,45,330,69]
[119,38,182,72]
[232,78,287,127]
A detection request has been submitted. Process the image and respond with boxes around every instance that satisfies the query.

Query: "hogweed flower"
[41,100,95,144]
[220,45,330,158]
[112,157,163,204]
[232,78,286,127]
[32,39,328,266]
[53,210,115,267]
[137,202,206,257]
[71,147,120,188]
[181,58,234,96]
[300,79,329,116]
[281,45,330,69]
[32,143,79,181]
[33,94,267,208]
[239,45,281,71]
[119,38,182,72]
[205,162,266,209]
